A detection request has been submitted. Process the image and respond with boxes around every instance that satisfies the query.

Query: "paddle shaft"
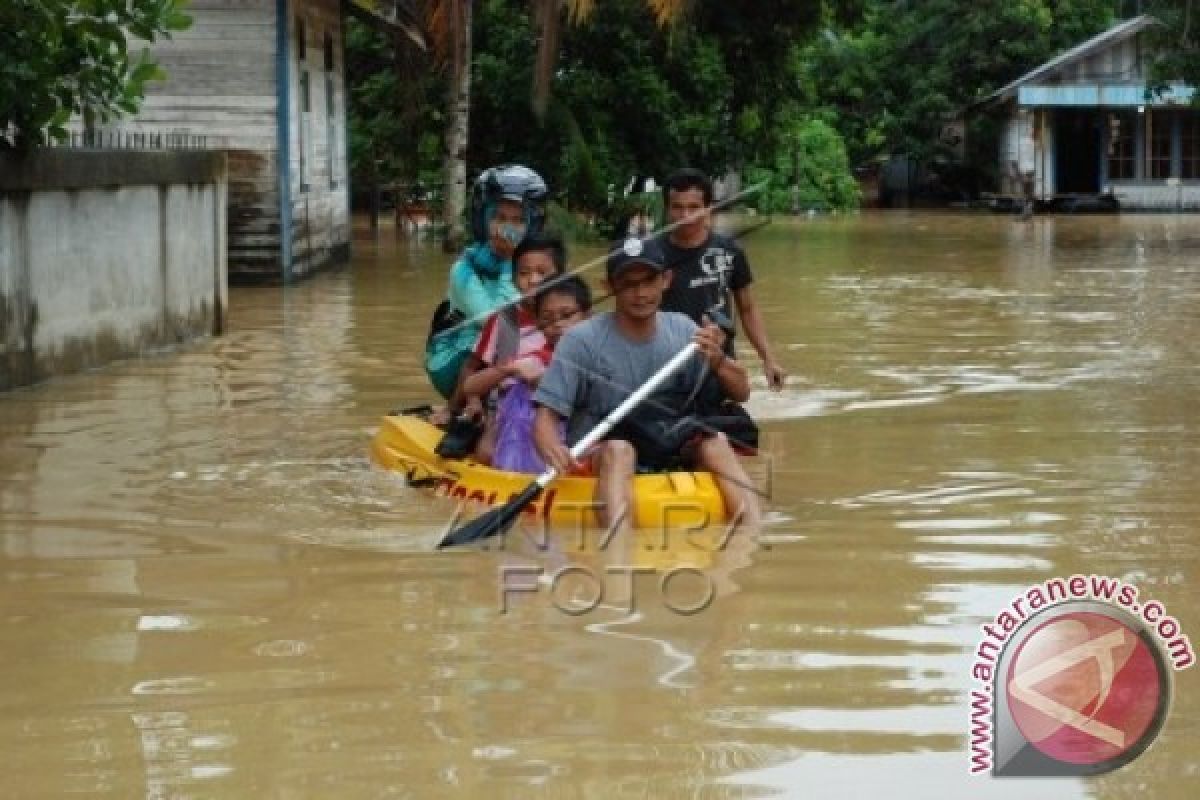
[529,340,702,492]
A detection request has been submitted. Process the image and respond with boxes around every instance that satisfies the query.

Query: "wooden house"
[980,15,1200,212]
[88,1,420,282]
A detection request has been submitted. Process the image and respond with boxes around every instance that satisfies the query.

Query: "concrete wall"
[1111,182,1200,211]
[0,150,227,390]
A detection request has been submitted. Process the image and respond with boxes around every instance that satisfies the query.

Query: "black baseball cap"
[606,237,666,281]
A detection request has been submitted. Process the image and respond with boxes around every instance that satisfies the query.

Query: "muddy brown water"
[1,212,1197,797]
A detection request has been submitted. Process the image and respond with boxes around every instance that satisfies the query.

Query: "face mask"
[497,223,525,245]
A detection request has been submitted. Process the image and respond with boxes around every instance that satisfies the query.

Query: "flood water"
[1,212,1198,797]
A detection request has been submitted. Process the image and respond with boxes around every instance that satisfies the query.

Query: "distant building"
[979,15,1199,211]
[84,1,421,282]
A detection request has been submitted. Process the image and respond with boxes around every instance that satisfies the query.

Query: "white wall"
[1,151,227,390]
[285,0,351,279]
[1112,184,1200,210]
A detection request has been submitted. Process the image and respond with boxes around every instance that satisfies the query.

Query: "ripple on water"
[747,387,865,420]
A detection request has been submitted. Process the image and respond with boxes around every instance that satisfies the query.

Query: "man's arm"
[732,286,785,390]
[532,329,587,473]
[694,322,750,402]
[712,352,750,403]
[533,406,577,475]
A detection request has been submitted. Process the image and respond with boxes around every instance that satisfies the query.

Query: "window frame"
[1107,111,1136,182]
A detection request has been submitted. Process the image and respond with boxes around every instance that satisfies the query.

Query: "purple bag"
[492,381,552,473]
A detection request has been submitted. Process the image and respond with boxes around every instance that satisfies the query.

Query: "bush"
[545,201,603,243]
[746,117,860,213]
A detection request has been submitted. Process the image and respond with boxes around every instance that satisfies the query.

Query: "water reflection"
[1,213,1197,796]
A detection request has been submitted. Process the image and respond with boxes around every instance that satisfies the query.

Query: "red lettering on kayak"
[450,485,468,500]
[467,489,486,504]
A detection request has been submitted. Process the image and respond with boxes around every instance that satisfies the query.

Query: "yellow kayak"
[369,414,729,528]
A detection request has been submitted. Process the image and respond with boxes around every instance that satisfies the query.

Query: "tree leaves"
[746,116,861,212]
[0,0,188,150]
[1143,1,1200,95]
[352,0,1134,218]
[797,0,1119,165]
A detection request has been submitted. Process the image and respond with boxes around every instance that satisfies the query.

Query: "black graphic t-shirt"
[659,232,753,352]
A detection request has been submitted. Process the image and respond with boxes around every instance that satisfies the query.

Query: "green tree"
[353,1,827,245]
[0,0,191,150]
[470,0,738,230]
[1144,1,1200,94]
[345,17,444,207]
[689,1,824,166]
[552,1,735,204]
[390,0,692,247]
[796,0,1119,165]
[746,116,861,212]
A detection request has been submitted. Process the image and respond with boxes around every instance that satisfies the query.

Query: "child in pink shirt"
[490,274,592,472]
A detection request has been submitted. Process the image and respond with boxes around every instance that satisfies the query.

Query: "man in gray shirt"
[533,237,761,530]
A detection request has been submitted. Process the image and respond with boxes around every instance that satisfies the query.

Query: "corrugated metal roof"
[978,15,1161,107]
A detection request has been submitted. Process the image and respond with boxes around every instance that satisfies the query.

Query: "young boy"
[534,274,592,354]
[460,234,566,464]
[659,167,784,389]
[486,275,593,473]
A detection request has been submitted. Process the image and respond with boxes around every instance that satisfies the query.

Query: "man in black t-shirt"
[658,168,786,390]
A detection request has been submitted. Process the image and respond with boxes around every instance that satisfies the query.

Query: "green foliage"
[469,0,740,216]
[690,1,824,162]
[1143,1,1200,97]
[345,18,445,200]
[0,0,191,150]
[745,117,860,213]
[468,0,558,185]
[347,0,827,221]
[346,0,1131,219]
[796,0,1119,164]
[545,201,602,242]
[553,1,737,209]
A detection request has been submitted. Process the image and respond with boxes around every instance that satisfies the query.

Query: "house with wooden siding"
[980,15,1200,212]
[85,1,418,282]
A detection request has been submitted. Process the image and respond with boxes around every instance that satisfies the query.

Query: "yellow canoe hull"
[369,414,729,528]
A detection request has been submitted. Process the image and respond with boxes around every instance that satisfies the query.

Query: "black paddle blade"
[436,482,544,549]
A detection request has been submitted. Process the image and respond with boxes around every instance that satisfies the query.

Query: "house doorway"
[1055,110,1102,193]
